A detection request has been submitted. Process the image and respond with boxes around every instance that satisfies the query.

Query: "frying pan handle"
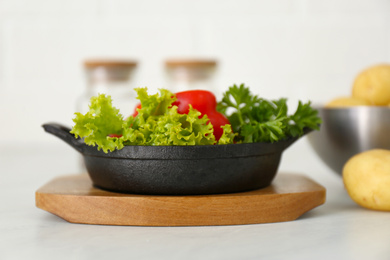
[282,127,314,150]
[42,123,85,153]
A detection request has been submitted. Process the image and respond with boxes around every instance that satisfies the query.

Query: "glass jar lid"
[84,59,137,83]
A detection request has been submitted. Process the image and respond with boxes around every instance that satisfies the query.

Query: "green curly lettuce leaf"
[71,88,235,152]
[123,105,216,146]
[70,94,127,152]
[217,125,237,145]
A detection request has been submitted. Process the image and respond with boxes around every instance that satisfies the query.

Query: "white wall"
[1,0,389,146]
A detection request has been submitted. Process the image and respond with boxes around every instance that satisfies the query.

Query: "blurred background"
[0,0,389,148]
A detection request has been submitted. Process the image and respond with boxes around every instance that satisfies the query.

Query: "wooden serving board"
[36,173,326,226]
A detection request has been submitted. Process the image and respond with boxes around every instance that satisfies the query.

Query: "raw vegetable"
[343,149,390,211]
[132,103,142,117]
[172,90,230,140]
[71,84,321,153]
[132,90,231,140]
[217,84,321,143]
[352,64,390,106]
[71,88,235,153]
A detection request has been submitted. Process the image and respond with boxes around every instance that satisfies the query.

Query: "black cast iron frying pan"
[43,123,309,195]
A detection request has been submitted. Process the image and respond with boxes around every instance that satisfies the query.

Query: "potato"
[352,64,390,106]
[343,149,390,211]
[325,96,369,108]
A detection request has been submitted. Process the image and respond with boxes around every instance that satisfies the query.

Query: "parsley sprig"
[217,84,321,143]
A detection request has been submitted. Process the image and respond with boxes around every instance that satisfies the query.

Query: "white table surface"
[1,138,389,260]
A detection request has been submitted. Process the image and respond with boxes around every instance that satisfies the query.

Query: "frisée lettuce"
[70,88,235,153]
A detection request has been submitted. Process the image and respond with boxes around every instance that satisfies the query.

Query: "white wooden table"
[1,139,389,260]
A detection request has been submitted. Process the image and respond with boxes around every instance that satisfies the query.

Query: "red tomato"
[132,103,141,117]
[172,90,230,140]
[172,90,217,114]
[206,111,231,140]
[108,134,123,138]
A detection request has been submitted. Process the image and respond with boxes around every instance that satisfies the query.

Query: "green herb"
[217,84,321,143]
[71,88,235,153]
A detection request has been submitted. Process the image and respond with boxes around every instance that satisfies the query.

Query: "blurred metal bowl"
[307,107,390,175]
